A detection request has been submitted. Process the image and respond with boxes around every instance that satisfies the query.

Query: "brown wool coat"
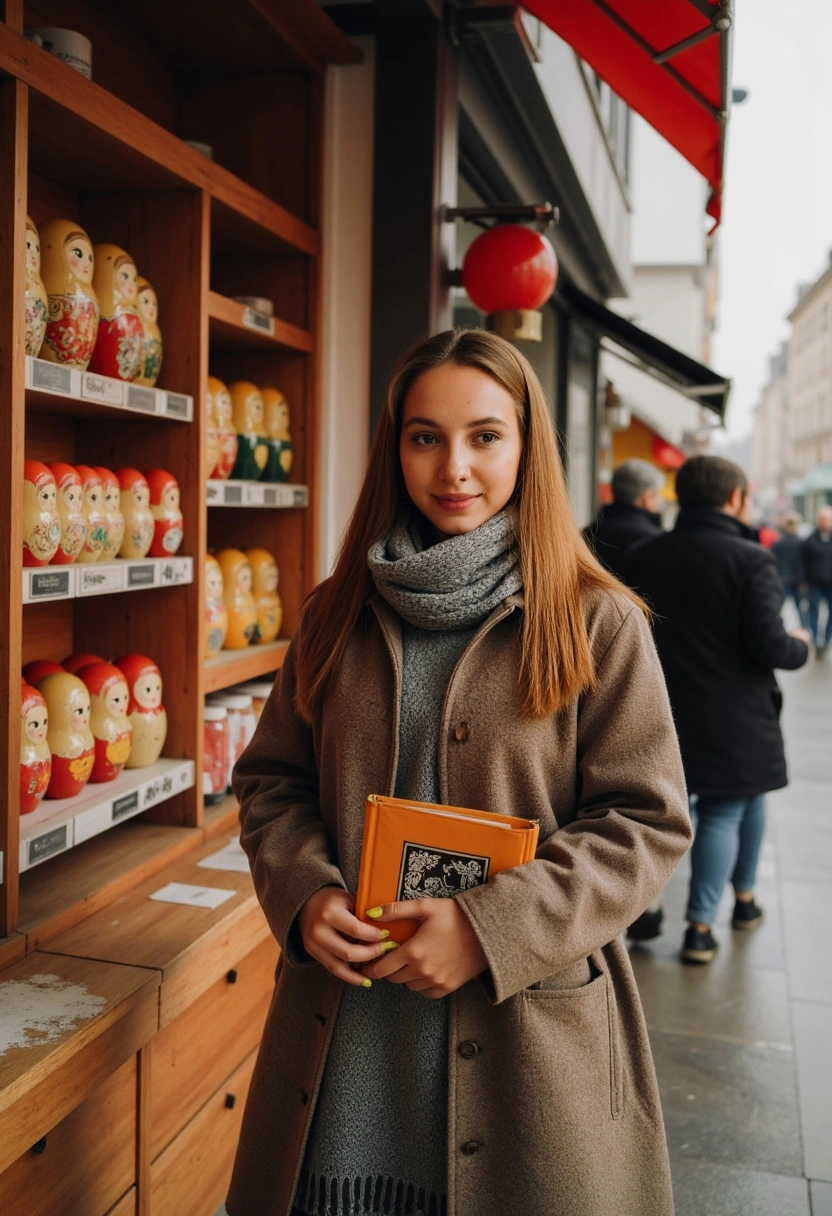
[227,588,691,1216]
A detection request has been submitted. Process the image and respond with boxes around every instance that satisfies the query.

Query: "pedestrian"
[802,505,832,655]
[772,512,809,629]
[582,457,664,578]
[624,455,810,965]
[227,329,691,1216]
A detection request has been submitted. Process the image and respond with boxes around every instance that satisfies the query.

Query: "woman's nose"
[440,441,470,482]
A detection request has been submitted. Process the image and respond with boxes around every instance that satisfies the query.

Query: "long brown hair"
[296,328,642,721]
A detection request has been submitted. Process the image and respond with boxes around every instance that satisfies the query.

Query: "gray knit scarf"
[367,507,522,630]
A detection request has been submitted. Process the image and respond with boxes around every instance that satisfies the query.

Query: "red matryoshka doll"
[146,469,183,557]
[134,277,163,387]
[116,467,154,559]
[39,218,99,369]
[88,244,143,381]
[23,461,61,567]
[77,662,133,782]
[74,465,108,563]
[216,548,258,648]
[62,652,105,675]
[247,547,283,644]
[25,216,48,358]
[23,659,65,684]
[94,466,125,561]
[38,671,95,798]
[114,654,167,768]
[48,462,87,565]
[20,681,51,814]
[208,376,237,480]
[204,553,228,658]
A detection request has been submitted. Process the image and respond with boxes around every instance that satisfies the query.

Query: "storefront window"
[565,321,597,527]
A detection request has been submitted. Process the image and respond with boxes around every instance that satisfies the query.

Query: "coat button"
[461,1140,482,1156]
[458,1040,479,1059]
[454,722,470,742]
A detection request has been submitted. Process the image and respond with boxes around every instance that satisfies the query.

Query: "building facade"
[785,257,832,515]
[750,344,788,513]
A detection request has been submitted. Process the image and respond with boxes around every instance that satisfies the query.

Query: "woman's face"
[67,237,94,284]
[399,363,523,540]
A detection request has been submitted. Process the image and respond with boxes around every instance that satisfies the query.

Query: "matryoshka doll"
[39,218,99,369]
[208,376,237,480]
[247,547,283,644]
[229,381,268,481]
[114,654,167,768]
[262,388,294,483]
[134,277,163,387]
[48,462,87,565]
[205,385,220,479]
[216,548,258,648]
[38,671,95,798]
[23,461,61,567]
[94,466,125,561]
[62,652,105,675]
[74,465,108,563]
[146,469,183,557]
[204,554,228,659]
[20,681,51,814]
[88,244,143,381]
[77,662,133,782]
[25,215,48,357]
[116,468,154,559]
[22,659,64,685]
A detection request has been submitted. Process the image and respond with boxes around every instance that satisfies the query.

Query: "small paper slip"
[150,882,236,910]
[197,839,250,874]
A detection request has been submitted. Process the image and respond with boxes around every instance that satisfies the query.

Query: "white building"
[750,344,789,512]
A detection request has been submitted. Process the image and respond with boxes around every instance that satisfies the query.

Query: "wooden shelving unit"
[0,1,352,1203]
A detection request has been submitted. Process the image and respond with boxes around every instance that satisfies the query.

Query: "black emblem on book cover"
[397,842,490,901]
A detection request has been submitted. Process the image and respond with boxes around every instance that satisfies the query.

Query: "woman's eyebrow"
[402,415,506,428]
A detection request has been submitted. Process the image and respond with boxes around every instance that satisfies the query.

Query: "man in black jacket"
[802,506,832,654]
[624,456,810,963]
[583,458,664,579]
[772,513,809,629]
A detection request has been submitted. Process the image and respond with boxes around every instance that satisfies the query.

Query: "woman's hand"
[298,887,393,988]
[358,898,488,998]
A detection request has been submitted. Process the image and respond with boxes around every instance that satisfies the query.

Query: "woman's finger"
[329,903,388,942]
[365,899,433,924]
[315,926,397,965]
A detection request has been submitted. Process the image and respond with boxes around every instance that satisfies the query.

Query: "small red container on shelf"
[203,704,229,806]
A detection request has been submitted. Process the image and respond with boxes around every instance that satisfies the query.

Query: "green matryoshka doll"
[262,387,294,483]
[229,381,269,481]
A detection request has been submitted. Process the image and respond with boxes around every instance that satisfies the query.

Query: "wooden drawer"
[0,1057,136,1216]
[148,933,278,1158]
[149,1049,256,1216]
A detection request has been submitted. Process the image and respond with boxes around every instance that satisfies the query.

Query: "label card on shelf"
[22,822,72,871]
[223,483,244,505]
[125,561,158,589]
[80,372,124,407]
[76,562,124,596]
[163,392,193,421]
[23,567,75,603]
[197,838,249,873]
[207,481,223,505]
[72,759,196,845]
[30,358,80,398]
[125,384,159,414]
[149,881,237,910]
[159,556,193,586]
[241,307,276,337]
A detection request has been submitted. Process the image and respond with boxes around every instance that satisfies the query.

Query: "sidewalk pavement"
[630,659,832,1216]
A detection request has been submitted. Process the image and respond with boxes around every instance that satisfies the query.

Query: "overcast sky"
[711,0,832,438]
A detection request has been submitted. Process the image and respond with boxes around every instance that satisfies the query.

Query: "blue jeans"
[686,795,766,926]
[783,583,810,630]
[807,586,832,646]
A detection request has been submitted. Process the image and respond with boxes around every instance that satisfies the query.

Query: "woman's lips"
[431,494,481,513]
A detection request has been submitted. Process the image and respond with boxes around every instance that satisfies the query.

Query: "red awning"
[524,0,732,226]
[652,434,686,470]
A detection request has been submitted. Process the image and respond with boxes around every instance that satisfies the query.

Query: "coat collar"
[675,508,754,540]
[597,502,662,528]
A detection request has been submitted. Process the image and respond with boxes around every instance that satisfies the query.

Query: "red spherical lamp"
[461,224,558,342]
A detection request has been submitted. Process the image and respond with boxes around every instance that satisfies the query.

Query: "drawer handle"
[31,1137,47,1155]
[227,969,238,984]
[225,1093,236,1110]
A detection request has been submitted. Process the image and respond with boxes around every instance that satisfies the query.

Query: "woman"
[228,330,690,1216]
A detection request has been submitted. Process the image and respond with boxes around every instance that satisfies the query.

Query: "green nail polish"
[366,906,384,919]
[380,941,399,953]
[361,978,372,988]
[379,929,390,940]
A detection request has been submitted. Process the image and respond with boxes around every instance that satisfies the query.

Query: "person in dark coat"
[583,458,664,579]
[623,455,810,964]
[772,513,809,629]
[802,506,832,654]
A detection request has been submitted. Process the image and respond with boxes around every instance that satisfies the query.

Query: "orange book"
[355,793,540,944]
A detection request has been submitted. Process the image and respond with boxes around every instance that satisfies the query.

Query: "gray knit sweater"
[293,510,521,1216]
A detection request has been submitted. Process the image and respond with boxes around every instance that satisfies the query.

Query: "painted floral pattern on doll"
[45,294,99,367]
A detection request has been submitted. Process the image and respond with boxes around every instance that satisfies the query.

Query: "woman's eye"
[413,433,440,446]
[477,432,500,444]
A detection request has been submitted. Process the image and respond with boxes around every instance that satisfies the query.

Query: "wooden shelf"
[207,292,314,353]
[23,557,193,605]
[207,480,308,508]
[19,759,196,874]
[25,358,194,422]
[204,641,289,693]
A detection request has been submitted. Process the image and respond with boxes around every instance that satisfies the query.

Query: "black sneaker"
[732,898,764,930]
[681,926,719,964]
[627,907,664,941]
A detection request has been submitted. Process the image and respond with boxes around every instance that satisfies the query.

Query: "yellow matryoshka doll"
[134,277,163,387]
[229,381,269,481]
[25,215,48,357]
[39,218,99,369]
[88,244,144,381]
[205,385,220,479]
[247,547,283,644]
[74,465,108,563]
[204,553,228,658]
[113,654,167,768]
[262,387,294,483]
[37,671,95,799]
[208,376,237,480]
[48,462,87,565]
[94,467,126,561]
[77,661,133,783]
[116,468,155,559]
[216,548,259,648]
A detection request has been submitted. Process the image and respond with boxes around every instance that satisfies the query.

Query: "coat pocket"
[521,970,622,1120]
